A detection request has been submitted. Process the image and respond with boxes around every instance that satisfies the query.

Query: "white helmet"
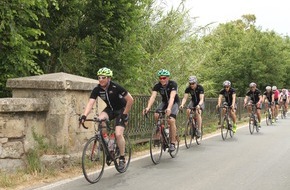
[249,82,256,87]
[272,86,277,91]
[266,86,271,91]
[223,80,231,87]
[189,76,197,83]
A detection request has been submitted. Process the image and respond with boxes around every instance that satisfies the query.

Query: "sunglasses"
[98,76,107,80]
[224,86,230,88]
[159,77,167,80]
[189,83,196,85]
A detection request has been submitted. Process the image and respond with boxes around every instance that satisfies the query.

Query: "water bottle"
[103,133,109,145]
[108,134,115,151]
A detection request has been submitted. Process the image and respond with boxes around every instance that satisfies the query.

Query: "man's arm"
[145,91,158,111]
[83,99,96,116]
[123,92,134,115]
[180,93,189,108]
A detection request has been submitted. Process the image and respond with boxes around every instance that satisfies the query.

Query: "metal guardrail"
[126,96,248,142]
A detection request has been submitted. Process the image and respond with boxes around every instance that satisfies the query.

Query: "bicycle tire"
[169,128,180,158]
[114,134,132,173]
[249,117,255,134]
[256,121,260,133]
[221,117,228,140]
[265,111,270,126]
[184,121,193,149]
[150,126,163,164]
[229,123,234,138]
[82,136,105,184]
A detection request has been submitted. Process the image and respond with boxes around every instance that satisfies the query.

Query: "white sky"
[159,0,290,35]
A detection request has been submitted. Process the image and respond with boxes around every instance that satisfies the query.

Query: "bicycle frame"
[220,102,233,140]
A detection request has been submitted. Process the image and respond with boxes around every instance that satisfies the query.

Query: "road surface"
[31,115,290,190]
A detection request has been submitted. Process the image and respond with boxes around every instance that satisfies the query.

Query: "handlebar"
[79,117,109,129]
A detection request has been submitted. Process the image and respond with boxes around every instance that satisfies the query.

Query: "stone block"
[0,115,25,138]
[0,158,25,172]
[0,141,24,159]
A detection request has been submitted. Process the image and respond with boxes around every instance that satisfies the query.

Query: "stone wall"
[0,73,104,172]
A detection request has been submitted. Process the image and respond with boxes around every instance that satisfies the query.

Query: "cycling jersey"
[153,80,180,104]
[185,84,204,107]
[273,90,280,100]
[219,87,236,106]
[246,89,262,104]
[263,91,273,102]
[280,92,288,100]
[90,81,128,111]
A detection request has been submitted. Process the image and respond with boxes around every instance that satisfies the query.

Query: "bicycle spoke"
[150,126,163,164]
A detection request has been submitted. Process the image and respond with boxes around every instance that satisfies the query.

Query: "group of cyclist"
[79,67,289,170]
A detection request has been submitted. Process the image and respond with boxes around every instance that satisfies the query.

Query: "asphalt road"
[32,114,290,190]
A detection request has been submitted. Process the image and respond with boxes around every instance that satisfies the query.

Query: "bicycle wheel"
[229,123,234,138]
[184,121,193,149]
[265,111,270,126]
[256,120,260,133]
[249,117,255,134]
[221,117,228,140]
[150,126,163,164]
[281,107,284,119]
[169,127,180,158]
[82,136,105,184]
[114,134,132,173]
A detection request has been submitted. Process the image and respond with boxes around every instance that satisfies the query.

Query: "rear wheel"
[265,111,270,126]
[184,121,193,149]
[195,123,202,145]
[150,126,163,164]
[82,136,105,184]
[114,134,132,173]
[221,117,228,140]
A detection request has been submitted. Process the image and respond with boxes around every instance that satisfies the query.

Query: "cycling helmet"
[265,86,271,91]
[157,69,170,77]
[223,80,231,87]
[282,88,286,93]
[272,86,277,91]
[189,76,198,83]
[97,67,113,77]
[249,82,256,87]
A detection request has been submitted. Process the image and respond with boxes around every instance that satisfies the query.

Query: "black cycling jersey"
[246,89,261,104]
[185,84,204,106]
[219,87,235,106]
[153,80,179,104]
[90,81,128,111]
[263,91,273,102]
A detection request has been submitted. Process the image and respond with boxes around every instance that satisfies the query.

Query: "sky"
[158,0,289,35]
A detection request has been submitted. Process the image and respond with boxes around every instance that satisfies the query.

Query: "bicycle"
[184,107,202,148]
[220,102,234,140]
[265,103,273,126]
[145,110,180,165]
[280,102,287,119]
[80,117,131,183]
[248,104,260,134]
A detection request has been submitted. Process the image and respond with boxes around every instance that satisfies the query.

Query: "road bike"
[220,102,234,140]
[80,117,131,183]
[146,110,180,165]
[184,107,202,148]
[265,103,273,126]
[248,104,260,134]
[280,102,287,119]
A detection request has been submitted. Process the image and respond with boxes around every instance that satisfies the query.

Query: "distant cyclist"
[279,88,289,113]
[143,69,180,152]
[179,76,204,138]
[272,86,280,120]
[262,86,275,123]
[217,80,237,133]
[244,82,262,128]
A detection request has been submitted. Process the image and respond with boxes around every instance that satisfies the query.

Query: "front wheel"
[221,117,228,140]
[150,126,163,164]
[184,121,193,149]
[249,117,255,134]
[114,134,132,173]
[265,111,271,126]
[82,136,105,184]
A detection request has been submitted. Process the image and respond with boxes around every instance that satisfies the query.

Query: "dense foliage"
[1,0,289,98]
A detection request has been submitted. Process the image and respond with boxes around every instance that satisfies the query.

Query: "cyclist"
[79,67,134,170]
[279,88,289,113]
[143,69,179,152]
[272,86,280,120]
[244,82,262,128]
[262,86,275,123]
[179,76,204,137]
[217,80,237,133]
